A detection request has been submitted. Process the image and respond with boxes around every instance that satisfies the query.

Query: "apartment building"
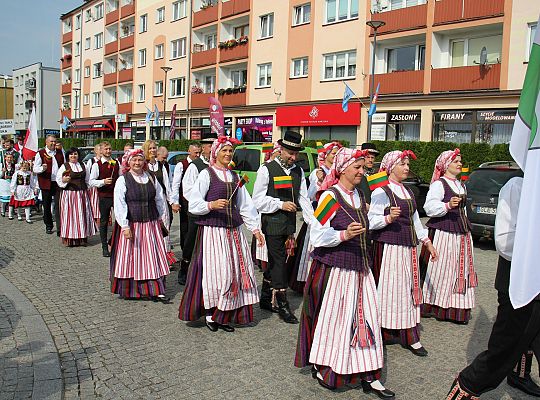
[59,0,537,145]
[12,63,60,137]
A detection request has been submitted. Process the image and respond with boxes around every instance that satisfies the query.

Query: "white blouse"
[113,171,167,229]
[368,180,429,242]
[307,165,331,202]
[424,177,466,218]
[188,166,260,233]
[56,162,90,188]
[148,160,171,204]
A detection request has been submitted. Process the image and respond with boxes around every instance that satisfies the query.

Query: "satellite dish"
[479,47,488,65]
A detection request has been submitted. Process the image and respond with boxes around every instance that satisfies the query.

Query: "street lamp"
[161,66,172,140]
[366,20,385,141]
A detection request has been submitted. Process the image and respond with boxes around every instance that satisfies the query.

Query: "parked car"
[372,162,430,215]
[465,161,523,241]
[76,146,95,161]
[231,144,318,195]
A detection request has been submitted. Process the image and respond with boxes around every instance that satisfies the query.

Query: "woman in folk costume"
[143,140,175,264]
[179,136,264,333]
[0,153,16,218]
[368,150,438,357]
[288,141,343,294]
[110,149,171,303]
[86,143,102,225]
[56,148,97,246]
[295,148,394,398]
[9,161,36,223]
[421,149,476,324]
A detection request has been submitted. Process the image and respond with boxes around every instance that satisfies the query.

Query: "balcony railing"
[434,0,505,25]
[371,4,427,35]
[370,70,425,94]
[221,0,250,19]
[219,42,248,63]
[119,34,134,51]
[191,92,216,108]
[105,41,119,55]
[218,90,246,107]
[105,8,120,25]
[431,64,501,92]
[120,2,135,18]
[193,4,218,28]
[61,57,72,70]
[192,48,217,68]
[62,30,73,44]
[61,82,72,95]
[61,109,72,120]
[118,68,133,83]
[117,102,133,114]
[103,72,117,86]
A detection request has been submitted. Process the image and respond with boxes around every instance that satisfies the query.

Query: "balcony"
[103,72,117,86]
[221,0,250,19]
[434,0,505,25]
[192,48,217,69]
[119,35,134,51]
[219,42,248,63]
[118,68,133,83]
[193,5,218,28]
[120,2,135,18]
[117,102,133,114]
[61,108,71,120]
[61,57,72,70]
[370,70,425,94]
[62,30,73,44]
[431,64,501,92]
[191,92,216,108]
[61,82,72,95]
[106,8,120,25]
[105,41,119,55]
[371,4,427,35]
[218,90,246,107]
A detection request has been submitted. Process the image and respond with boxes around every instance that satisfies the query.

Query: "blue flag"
[368,83,380,117]
[153,104,160,125]
[342,82,356,112]
[145,107,153,124]
[61,116,71,130]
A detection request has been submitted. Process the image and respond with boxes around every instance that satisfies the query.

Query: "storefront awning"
[276,103,360,127]
[67,119,115,132]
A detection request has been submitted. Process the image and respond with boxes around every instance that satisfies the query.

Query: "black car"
[465,161,523,240]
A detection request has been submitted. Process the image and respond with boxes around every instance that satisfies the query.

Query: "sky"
[0,0,81,75]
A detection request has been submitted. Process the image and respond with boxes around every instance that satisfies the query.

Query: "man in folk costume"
[89,141,120,257]
[446,177,540,399]
[422,149,476,324]
[252,130,314,324]
[357,142,380,204]
[33,135,65,235]
[86,143,102,226]
[176,135,216,285]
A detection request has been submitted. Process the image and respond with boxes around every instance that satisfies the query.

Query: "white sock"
[8,206,14,218]
[316,371,323,380]
[157,294,165,298]
[205,316,214,323]
[24,208,30,220]
[410,341,422,350]
[370,380,385,390]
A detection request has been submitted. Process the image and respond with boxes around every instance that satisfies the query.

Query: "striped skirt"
[295,260,382,387]
[88,187,100,220]
[422,230,475,321]
[287,222,314,294]
[179,225,259,325]
[375,242,421,330]
[59,190,97,241]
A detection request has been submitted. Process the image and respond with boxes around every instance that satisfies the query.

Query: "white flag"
[22,105,38,160]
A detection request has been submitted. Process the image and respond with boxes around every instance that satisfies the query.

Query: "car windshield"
[232,149,260,172]
[169,154,187,166]
[467,169,523,194]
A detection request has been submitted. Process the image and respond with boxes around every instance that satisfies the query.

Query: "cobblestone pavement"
[0,214,537,399]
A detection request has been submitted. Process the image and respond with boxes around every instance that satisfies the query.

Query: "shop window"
[371,112,421,141]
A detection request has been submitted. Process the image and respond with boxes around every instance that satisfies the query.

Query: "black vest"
[191,157,208,174]
[261,160,302,236]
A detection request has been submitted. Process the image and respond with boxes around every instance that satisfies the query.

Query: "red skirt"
[9,196,35,208]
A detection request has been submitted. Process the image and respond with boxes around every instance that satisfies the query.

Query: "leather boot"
[99,226,110,257]
[446,378,479,400]
[274,290,298,324]
[177,259,189,285]
[259,279,277,312]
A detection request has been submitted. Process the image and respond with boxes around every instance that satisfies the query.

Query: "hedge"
[302,139,350,148]
[37,138,86,149]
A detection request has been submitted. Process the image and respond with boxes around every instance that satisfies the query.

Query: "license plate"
[476,206,496,215]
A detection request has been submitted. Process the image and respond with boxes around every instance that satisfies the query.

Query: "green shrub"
[95,138,133,151]
[303,139,351,148]
[37,138,86,149]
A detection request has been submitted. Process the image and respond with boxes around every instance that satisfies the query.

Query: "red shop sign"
[276,103,360,127]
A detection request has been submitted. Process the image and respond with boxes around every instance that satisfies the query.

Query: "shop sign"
[0,119,14,136]
[115,113,127,123]
[434,111,473,122]
[371,113,387,123]
[135,121,147,127]
[276,103,360,126]
[121,127,131,139]
[477,110,516,122]
[388,112,421,122]
[370,124,386,141]
[44,129,60,135]
[191,130,202,140]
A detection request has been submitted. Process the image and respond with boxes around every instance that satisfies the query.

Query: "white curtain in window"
[326,0,336,22]
[348,52,356,77]
[336,53,346,78]
[325,56,334,79]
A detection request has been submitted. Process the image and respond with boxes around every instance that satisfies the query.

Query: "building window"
[204,76,215,93]
[120,86,132,103]
[527,23,537,61]
[85,9,92,22]
[170,77,186,97]
[323,51,356,80]
[84,66,90,77]
[156,7,165,23]
[172,0,187,21]
[75,14,81,30]
[293,3,311,26]
[231,70,247,87]
[74,69,81,83]
[154,80,163,96]
[140,14,148,33]
[155,44,164,59]
[83,94,89,105]
[291,57,308,78]
[260,13,274,39]
[386,0,426,11]
[93,62,102,78]
[450,35,502,67]
[234,25,249,39]
[370,112,421,141]
[386,45,424,72]
[257,63,272,87]
[95,3,104,19]
[138,49,147,67]
[75,42,81,56]
[94,33,103,49]
[171,38,186,59]
[325,0,358,24]
[205,34,217,50]
[85,37,91,50]
[92,91,101,107]
[137,84,145,102]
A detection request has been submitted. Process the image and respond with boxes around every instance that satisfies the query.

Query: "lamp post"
[160,66,172,140]
[366,20,385,141]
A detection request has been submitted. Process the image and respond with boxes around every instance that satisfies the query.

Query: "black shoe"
[46,228,53,234]
[507,373,540,397]
[218,323,235,332]
[8,216,13,220]
[275,290,299,324]
[407,345,428,357]
[311,366,317,379]
[259,299,278,313]
[205,320,219,332]
[152,296,171,304]
[102,248,111,257]
[177,270,187,285]
[361,381,395,399]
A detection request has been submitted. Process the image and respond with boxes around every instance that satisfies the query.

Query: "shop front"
[370,111,421,141]
[235,115,273,142]
[65,118,115,141]
[276,103,360,145]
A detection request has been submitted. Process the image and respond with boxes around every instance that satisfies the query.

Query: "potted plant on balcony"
[232,87,240,94]
[191,86,204,94]
[238,36,248,45]
[226,39,237,48]
[217,88,226,96]
[238,84,246,93]
[65,54,72,60]
[225,87,233,95]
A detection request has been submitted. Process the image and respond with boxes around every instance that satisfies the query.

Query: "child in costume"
[10,161,36,223]
[0,153,17,218]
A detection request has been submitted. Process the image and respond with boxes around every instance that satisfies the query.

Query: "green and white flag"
[509,16,540,308]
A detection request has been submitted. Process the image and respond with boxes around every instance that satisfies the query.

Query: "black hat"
[201,132,218,144]
[361,142,379,155]
[278,130,304,151]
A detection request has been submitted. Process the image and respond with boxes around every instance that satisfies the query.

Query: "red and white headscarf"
[210,136,242,166]
[121,149,146,174]
[320,148,369,191]
[318,141,343,168]
[431,148,460,183]
[379,150,417,174]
